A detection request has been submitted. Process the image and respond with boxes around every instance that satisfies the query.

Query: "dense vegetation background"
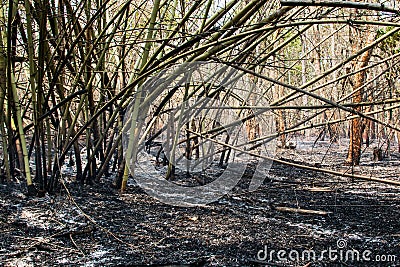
[0,0,399,193]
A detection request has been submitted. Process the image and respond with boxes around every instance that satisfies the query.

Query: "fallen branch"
[4,234,82,258]
[59,177,138,249]
[305,187,333,192]
[275,206,333,215]
[69,234,86,256]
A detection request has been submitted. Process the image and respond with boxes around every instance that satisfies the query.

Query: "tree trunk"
[346,27,376,165]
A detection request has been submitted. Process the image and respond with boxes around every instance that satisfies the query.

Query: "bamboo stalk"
[13,0,397,192]
[10,72,34,190]
[0,4,11,181]
[121,0,161,191]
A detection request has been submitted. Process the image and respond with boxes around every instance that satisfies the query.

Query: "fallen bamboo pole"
[275,206,332,216]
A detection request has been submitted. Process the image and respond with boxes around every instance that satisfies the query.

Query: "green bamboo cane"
[52,1,130,172]
[87,3,148,181]
[59,1,268,163]
[10,72,33,189]
[81,2,132,181]
[6,0,18,178]
[57,2,400,186]
[21,0,38,190]
[0,4,11,181]
[121,0,161,191]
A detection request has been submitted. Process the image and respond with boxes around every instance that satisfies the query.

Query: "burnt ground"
[1,141,400,267]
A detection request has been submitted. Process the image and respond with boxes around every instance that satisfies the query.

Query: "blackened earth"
[1,142,399,266]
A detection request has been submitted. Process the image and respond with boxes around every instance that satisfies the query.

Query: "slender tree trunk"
[273,47,287,146]
[276,85,287,146]
[346,27,376,165]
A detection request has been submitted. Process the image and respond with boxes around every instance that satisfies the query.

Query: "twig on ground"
[59,177,138,249]
[274,206,333,215]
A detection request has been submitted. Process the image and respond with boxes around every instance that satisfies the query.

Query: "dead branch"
[275,206,333,215]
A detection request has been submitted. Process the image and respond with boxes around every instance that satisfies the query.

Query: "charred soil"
[1,142,400,266]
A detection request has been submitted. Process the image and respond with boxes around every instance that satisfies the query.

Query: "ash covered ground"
[1,141,399,266]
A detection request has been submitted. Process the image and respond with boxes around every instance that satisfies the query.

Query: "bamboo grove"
[0,0,399,194]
